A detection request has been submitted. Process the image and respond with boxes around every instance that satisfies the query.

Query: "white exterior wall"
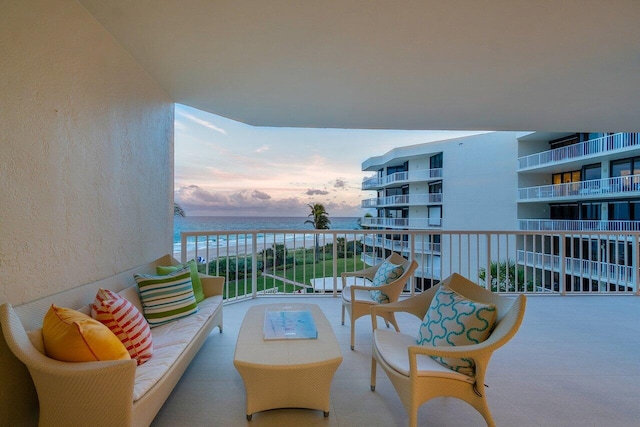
[0,0,174,307]
[1,2,173,422]
[442,132,519,230]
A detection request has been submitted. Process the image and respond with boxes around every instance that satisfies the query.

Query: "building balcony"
[361,168,442,190]
[519,219,640,232]
[516,249,635,292]
[177,229,638,296]
[153,292,638,426]
[517,132,640,172]
[363,234,441,255]
[360,193,442,208]
[517,174,640,202]
[360,216,442,229]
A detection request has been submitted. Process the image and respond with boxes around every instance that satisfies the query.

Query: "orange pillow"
[42,304,131,362]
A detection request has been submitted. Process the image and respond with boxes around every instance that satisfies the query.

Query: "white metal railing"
[363,234,441,254]
[360,217,442,229]
[178,229,640,301]
[360,193,442,208]
[517,250,635,292]
[520,219,640,232]
[517,132,640,170]
[518,174,640,201]
[362,168,443,190]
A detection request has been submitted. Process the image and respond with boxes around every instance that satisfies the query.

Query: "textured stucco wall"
[0,1,173,422]
[0,0,174,307]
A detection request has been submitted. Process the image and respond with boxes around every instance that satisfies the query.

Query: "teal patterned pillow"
[416,285,497,376]
[369,260,405,303]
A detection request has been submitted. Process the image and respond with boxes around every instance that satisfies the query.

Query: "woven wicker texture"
[341,252,418,350]
[370,273,527,427]
[233,303,342,419]
[0,259,225,427]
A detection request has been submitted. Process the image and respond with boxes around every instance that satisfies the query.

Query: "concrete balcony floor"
[152,295,640,426]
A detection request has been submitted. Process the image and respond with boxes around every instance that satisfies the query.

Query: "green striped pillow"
[134,267,198,327]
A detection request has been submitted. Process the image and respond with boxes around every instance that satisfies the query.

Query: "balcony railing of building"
[363,234,441,254]
[517,174,640,202]
[520,219,640,232]
[517,132,640,171]
[361,193,443,208]
[517,250,635,292]
[178,229,639,303]
[360,216,442,229]
[361,168,443,190]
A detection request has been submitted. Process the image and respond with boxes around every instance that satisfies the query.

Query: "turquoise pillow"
[156,259,205,303]
[369,260,405,303]
[416,285,497,376]
[134,267,198,327]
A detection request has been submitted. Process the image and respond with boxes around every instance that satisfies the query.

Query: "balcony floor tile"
[152,294,640,426]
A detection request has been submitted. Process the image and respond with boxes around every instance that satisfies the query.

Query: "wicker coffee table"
[233,303,343,420]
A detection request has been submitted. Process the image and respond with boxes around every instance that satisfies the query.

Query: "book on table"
[263,306,318,340]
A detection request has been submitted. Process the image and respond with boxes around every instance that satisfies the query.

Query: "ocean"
[173,216,361,256]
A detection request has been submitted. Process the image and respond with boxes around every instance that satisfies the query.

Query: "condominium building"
[517,132,640,292]
[360,131,521,289]
[361,131,640,292]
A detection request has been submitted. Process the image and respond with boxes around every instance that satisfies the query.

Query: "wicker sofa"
[0,254,224,427]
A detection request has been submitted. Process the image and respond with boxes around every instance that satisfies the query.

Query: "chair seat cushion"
[374,329,473,383]
[341,287,378,304]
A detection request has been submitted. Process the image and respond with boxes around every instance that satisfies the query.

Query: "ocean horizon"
[174,215,361,245]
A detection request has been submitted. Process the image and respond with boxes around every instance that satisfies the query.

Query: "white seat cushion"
[341,287,377,304]
[374,329,473,383]
[132,295,222,401]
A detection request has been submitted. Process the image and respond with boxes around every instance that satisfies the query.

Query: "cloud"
[306,189,329,196]
[334,178,347,189]
[252,190,271,200]
[179,111,227,135]
[255,145,269,153]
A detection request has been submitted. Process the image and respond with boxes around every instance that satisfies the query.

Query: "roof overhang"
[79,0,640,131]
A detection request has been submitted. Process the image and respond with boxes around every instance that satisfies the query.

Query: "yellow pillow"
[43,304,131,362]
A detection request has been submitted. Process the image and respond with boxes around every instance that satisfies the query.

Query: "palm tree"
[174,202,185,217]
[305,203,331,261]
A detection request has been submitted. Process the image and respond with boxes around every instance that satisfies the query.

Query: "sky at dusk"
[174,104,484,217]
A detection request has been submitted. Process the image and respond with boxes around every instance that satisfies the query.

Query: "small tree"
[479,259,527,292]
[305,203,331,261]
[174,202,185,217]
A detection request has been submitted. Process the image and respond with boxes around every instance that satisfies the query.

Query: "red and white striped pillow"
[91,288,153,365]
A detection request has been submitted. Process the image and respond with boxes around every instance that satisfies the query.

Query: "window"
[582,164,601,181]
[580,203,601,220]
[428,206,441,226]
[550,203,579,220]
[552,170,581,184]
[387,162,408,175]
[609,201,631,220]
[429,181,442,194]
[430,153,443,169]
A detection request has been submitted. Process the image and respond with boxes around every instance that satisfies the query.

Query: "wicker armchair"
[370,273,526,427]
[341,252,418,350]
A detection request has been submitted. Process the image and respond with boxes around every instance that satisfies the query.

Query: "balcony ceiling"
[79,1,640,132]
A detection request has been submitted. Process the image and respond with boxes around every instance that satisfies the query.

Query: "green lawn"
[220,253,367,298]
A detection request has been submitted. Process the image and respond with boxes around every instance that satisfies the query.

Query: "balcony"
[517,174,640,202]
[517,132,640,171]
[361,193,442,208]
[152,294,640,426]
[359,216,442,229]
[177,229,639,296]
[363,234,441,255]
[520,219,640,232]
[361,168,443,190]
